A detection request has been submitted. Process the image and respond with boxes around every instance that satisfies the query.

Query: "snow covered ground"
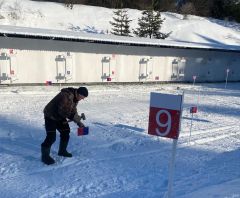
[0,0,240,45]
[0,83,239,198]
[0,1,239,197]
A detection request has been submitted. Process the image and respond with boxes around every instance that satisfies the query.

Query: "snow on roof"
[0,25,240,53]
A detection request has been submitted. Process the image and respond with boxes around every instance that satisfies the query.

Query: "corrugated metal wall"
[0,36,239,84]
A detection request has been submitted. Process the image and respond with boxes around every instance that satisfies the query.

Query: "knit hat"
[77,87,88,97]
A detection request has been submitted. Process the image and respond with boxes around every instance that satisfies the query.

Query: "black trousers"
[41,117,70,148]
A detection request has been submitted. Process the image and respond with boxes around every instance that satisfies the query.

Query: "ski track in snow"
[0,83,240,198]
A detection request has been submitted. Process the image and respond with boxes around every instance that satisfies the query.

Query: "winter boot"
[58,140,72,157]
[41,146,55,165]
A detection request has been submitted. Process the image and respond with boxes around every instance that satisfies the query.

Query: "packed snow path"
[0,83,239,198]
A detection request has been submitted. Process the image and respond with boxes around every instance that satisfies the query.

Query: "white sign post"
[77,127,89,155]
[193,76,197,86]
[225,69,230,89]
[188,106,198,144]
[148,92,184,198]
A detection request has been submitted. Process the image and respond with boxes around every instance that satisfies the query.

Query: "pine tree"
[134,10,170,39]
[109,9,132,36]
[152,0,176,12]
[64,0,76,9]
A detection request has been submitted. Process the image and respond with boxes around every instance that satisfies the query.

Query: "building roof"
[0,25,240,53]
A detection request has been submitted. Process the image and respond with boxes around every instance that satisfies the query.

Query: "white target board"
[148,92,183,139]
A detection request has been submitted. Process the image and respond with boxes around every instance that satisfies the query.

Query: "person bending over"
[41,86,88,165]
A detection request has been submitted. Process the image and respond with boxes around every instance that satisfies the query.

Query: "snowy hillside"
[0,0,240,46]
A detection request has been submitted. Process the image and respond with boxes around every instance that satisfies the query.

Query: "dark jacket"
[44,87,80,123]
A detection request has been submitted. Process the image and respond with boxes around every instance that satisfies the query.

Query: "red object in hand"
[77,127,89,136]
[190,106,198,113]
[45,81,52,86]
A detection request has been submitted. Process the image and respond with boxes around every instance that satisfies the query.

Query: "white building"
[0,25,240,84]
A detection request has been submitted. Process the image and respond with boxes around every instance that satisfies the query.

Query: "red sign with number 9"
[148,93,183,139]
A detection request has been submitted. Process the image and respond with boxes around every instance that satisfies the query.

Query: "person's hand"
[80,113,86,120]
[77,121,85,128]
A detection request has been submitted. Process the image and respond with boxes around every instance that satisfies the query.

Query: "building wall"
[0,36,239,84]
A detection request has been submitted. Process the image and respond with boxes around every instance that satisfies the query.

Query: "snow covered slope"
[0,83,239,197]
[0,0,240,46]
[0,1,240,197]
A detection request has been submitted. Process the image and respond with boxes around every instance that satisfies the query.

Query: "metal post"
[188,112,194,144]
[167,139,178,198]
[64,58,67,83]
[225,69,229,89]
[167,92,184,198]
[109,59,111,78]
[192,76,196,86]
[146,59,148,80]
[81,136,84,155]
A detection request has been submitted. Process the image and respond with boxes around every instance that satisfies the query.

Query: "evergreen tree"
[210,0,240,22]
[110,9,132,36]
[134,10,170,39]
[64,0,75,9]
[178,0,211,17]
[152,0,176,12]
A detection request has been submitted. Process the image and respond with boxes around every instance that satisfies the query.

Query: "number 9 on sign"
[148,92,182,139]
[156,110,172,136]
